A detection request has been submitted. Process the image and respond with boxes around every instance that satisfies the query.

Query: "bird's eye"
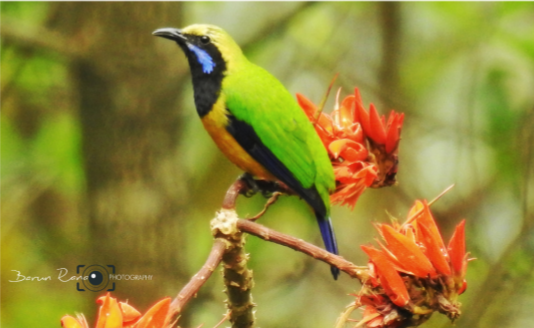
[200,36,211,44]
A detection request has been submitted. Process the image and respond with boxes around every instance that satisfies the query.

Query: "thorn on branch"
[218,180,257,328]
[213,312,231,328]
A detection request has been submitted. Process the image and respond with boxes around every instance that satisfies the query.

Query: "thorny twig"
[213,312,231,328]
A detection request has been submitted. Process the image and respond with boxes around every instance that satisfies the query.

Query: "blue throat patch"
[187,44,215,74]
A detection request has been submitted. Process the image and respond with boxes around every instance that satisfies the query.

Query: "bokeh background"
[2,2,534,328]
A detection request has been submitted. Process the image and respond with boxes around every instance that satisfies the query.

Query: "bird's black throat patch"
[176,40,226,118]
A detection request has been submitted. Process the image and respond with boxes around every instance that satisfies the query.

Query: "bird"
[153,24,339,279]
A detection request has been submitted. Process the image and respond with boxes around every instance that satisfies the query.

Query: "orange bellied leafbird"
[153,24,339,279]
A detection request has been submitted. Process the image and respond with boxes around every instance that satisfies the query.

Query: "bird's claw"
[239,173,260,198]
[261,189,274,198]
[238,173,281,199]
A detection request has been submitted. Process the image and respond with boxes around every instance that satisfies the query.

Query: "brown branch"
[219,228,255,328]
[168,238,227,324]
[219,179,255,327]
[236,219,369,281]
[222,178,249,209]
[217,177,257,328]
[216,176,297,327]
[168,175,368,327]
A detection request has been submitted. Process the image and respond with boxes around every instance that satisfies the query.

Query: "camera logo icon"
[76,265,115,292]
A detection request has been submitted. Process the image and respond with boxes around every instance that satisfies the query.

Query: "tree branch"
[167,238,227,323]
[223,178,249,210]
[236,219,369,281]
[167,175,368,327]
[219,225,255,328]
[217,178,257,328]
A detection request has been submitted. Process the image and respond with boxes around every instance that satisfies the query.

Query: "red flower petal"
[361,165,379,186]
[368,104,387,144]
[346,123,365,144]
[340,145,368,162]
[296,93,317,120]
[361,245,410,307]
[448,219,466,277]
[375,238,413,274]
[458,280,468,295]
[328,139,360,159]
[405,225,416,243]
[332,165,354,181]
[61,316,84,328]
[336,162,377,187]
[314,125,334,147]
[329,139,368,162]
[96,293,123,328]
[385,112,404,153]
[416,220,452,276]
[380,225,437,278]
[331,182,367,209]
[135,297,171,328]
[316,113,334,135]
[119,302,142,324]
[353,88,371,137]
[339,95,355,129]
[415,201,448,258]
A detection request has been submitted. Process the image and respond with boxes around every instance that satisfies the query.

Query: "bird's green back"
[222,60,335,209]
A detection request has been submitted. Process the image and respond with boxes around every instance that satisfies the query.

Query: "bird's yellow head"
[153,24,245,75]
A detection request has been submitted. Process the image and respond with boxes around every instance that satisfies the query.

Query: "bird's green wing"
[223,62,335,205]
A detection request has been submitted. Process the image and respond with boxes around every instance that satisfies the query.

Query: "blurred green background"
[2,2,534,328]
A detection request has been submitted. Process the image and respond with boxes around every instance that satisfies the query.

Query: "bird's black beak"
[152,27,187,42]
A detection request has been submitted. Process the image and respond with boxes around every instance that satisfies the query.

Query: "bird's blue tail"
[316,213,340,280]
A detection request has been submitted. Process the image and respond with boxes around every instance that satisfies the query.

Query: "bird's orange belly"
[200,99,276,181]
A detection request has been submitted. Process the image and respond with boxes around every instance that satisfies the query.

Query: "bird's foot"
[238,173,260,198]
[238,173,283,199]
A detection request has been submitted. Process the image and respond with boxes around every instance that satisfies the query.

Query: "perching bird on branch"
[153,24,339,279]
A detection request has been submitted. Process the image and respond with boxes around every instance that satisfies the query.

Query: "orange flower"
[61,293,171,328]
[297,87,403,209]
[355,200,470,327]
[352,88,404,155]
